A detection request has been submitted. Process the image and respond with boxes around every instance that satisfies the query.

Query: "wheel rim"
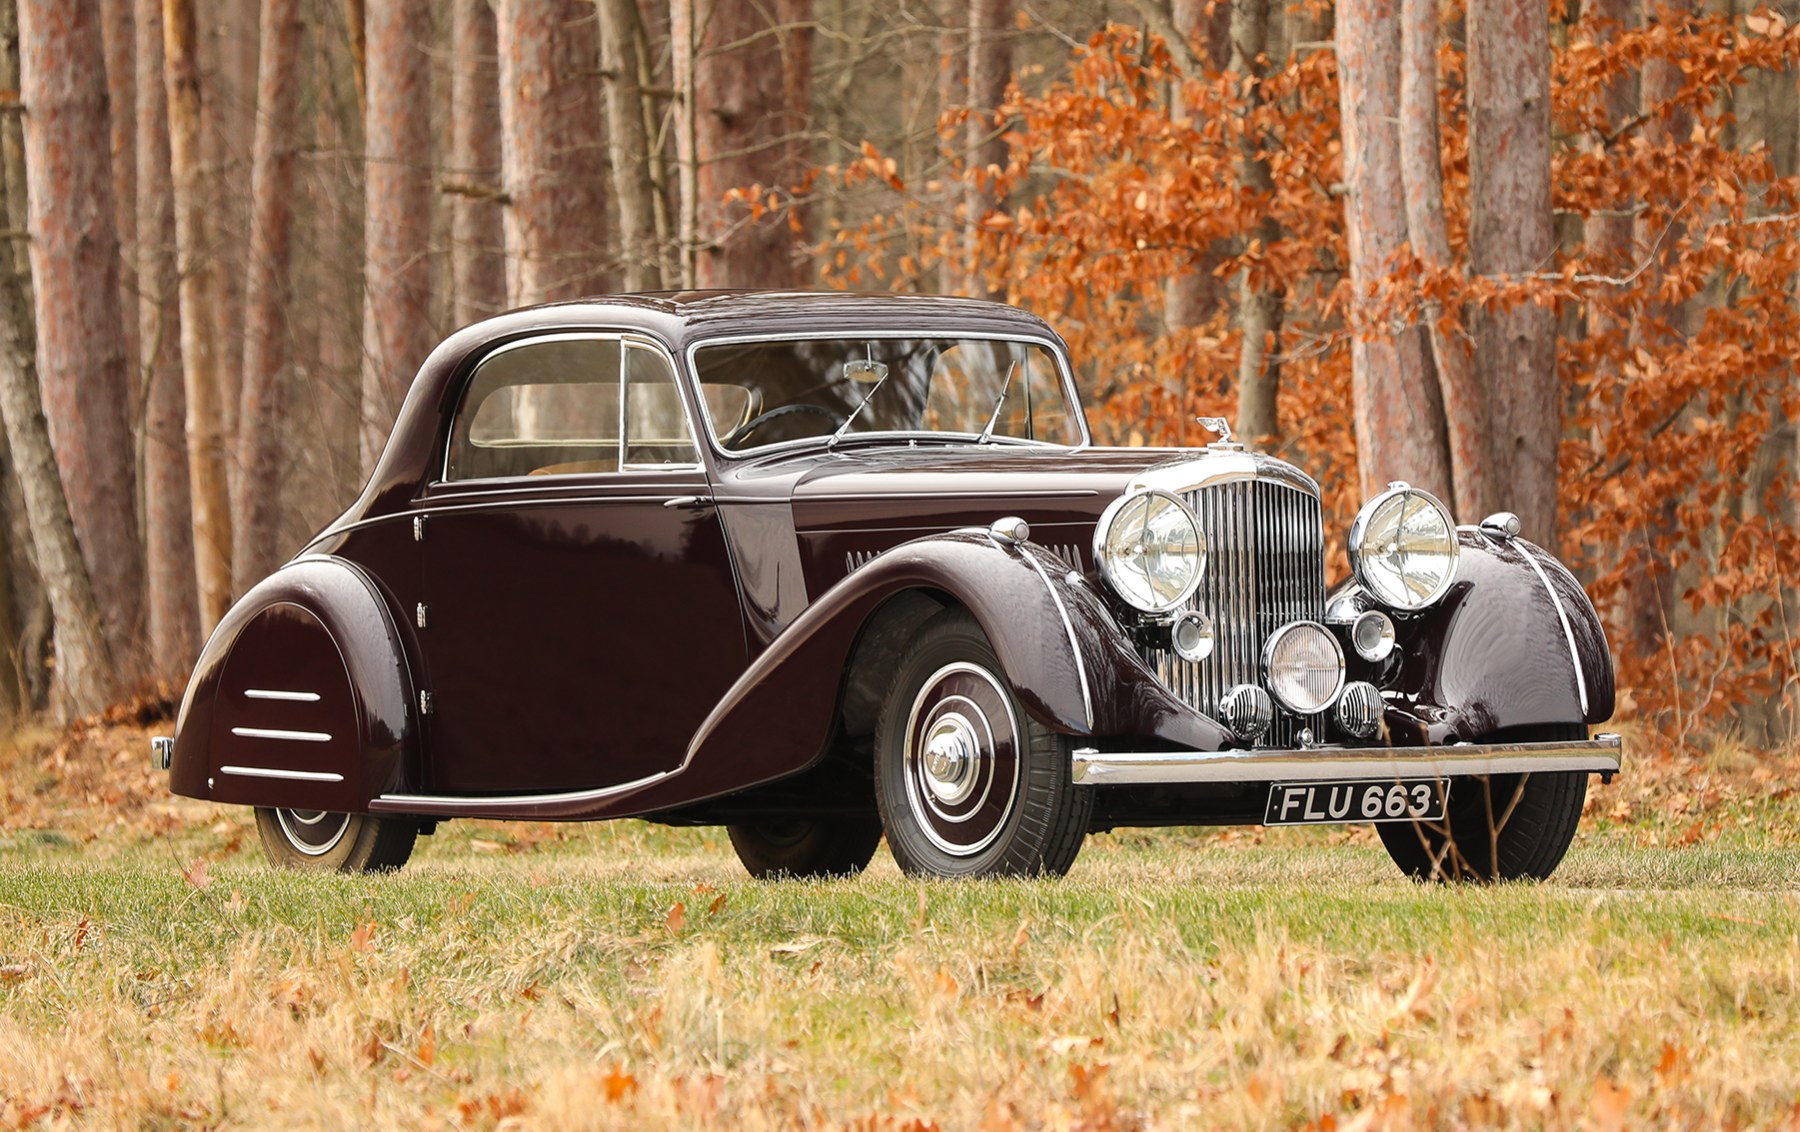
[902,662,1021,857]
[276,809,351,857]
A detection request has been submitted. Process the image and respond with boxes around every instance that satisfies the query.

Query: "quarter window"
[446,337,698,480]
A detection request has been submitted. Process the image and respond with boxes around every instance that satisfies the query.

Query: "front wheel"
[874,607,1091,878]
[1376,726,1590,882]
[254,807,417,873]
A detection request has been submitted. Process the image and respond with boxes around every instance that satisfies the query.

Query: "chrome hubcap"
[276,808,351,857]
[922,715,979,803]
[902,662,1021,857]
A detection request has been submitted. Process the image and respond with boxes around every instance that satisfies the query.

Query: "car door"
[415,332,746,795]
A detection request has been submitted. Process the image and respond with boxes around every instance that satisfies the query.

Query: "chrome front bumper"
[151,736,174,772]
[1070,733,1623,785]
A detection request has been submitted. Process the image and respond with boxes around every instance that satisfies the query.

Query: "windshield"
[693,336,1086,453]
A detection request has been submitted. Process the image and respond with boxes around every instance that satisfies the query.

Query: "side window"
[446,337,698,480]
[623,344,699,468]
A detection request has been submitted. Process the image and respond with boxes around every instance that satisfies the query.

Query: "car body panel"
[168,556,416,811]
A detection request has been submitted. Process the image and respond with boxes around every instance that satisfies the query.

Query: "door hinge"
[418,690,435,716]
[413,514,428,542]
[415,602,430,629]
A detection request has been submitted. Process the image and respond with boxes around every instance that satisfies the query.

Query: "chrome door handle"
[663,495,715,509]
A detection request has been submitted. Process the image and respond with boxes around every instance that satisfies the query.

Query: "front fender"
[1345,529,1616,743]
[682,531,1232,792]
[167,556,417,812]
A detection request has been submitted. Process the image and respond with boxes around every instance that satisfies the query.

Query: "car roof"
[489,289,1063,349]
[341,290,1070,524]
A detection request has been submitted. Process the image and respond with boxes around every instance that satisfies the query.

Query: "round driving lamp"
[1093,489,1206,613]
[1261,621,1345,714]
[1347,482,1460,611]
[1169,611,1214,663]
[1349,609,1396,662]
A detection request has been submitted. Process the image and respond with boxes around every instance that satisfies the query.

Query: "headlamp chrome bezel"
[1091,489,1207,614]
[1346,482,1460,612]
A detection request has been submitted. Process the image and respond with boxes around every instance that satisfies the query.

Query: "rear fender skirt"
[1354,529,1616,743]
[167,556,417,812]
[677,532,1234,801]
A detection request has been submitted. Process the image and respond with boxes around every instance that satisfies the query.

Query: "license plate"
[1264,779,1447,826]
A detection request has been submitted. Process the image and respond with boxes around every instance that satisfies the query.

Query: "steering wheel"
[722,402,848,447]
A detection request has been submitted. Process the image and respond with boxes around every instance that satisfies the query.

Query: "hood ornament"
[1195,416,1242,450]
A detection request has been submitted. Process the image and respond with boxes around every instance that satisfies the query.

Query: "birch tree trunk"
[164,0,233,631]
[496,0,608,305]
[232,0,303,593]
[360,0,435,473]
[1469,0,1556,538]
[1336,0,1452,500]
[600,0,663,292]
[964,0,1009,299]
[1229,0,1284,446]
[687,0,813,289]
[19,0,146,680]
[136,0,199,675]
[449,0,504,325]
[1401,0,1492,519]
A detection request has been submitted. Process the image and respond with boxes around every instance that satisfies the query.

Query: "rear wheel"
[1376,725,1590,882]
[726,816,882,879]
[254,807,417,873]
[874,607,1090,878]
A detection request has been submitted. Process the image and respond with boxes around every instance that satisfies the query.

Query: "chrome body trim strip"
[220,765,346,783]
[1069,733,1623,785]
[230,726,333,743]
[1518,542,1590,716]
[377,770,671,810]
[243,689,321,703]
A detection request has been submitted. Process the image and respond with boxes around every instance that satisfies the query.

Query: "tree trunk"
[100,0,139,381]
[19,0,146,681]
[687,0,813,289]
[136,0,199,677]
[1229,0,1284,446]
[963,0,1009,299]
[164,0,233,632]
[1163,0,1233,333]
[449,0,504,325]
[231,0,303,594]
[936,0,967,295]
[496,0,608,306]
[600,0,664,292]
[1337,0,1452,500]
[0,1,116,717]
[1402,0,1491,519]
[1468,0,1556,539]
[360,0,435,474]
[1625,0,1693,665]
[201,0,257,455]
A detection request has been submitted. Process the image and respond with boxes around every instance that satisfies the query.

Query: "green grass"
[3,821,1799,1128]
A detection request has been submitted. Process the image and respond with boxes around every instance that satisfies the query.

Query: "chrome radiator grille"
[1141,478,1328,747]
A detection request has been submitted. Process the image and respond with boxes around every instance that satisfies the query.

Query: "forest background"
[0,0,1793,757]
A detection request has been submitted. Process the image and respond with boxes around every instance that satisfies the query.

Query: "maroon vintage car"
[154,291,1621,881]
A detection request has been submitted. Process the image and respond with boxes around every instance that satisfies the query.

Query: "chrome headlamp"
[1093,489,1206,613]
[1347,482,1459,611]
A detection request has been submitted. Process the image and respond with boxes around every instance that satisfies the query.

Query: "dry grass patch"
[2,846,1799,1129]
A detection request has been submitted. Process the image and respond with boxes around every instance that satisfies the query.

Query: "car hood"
[746,444,1313,535]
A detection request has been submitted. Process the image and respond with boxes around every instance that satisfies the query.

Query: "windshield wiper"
[826,364,891,450]
[976,360,1020,444]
